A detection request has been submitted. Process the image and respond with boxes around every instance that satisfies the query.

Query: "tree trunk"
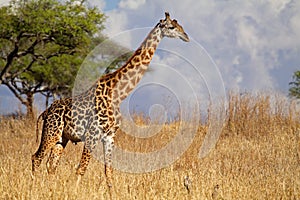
[46,92,50,109]
[25,92,34,120]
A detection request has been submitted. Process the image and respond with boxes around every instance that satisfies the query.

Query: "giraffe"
[32,12,189,189]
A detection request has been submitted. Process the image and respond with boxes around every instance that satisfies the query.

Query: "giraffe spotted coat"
[32,12,189,189]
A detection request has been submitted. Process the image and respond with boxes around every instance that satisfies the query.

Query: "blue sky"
[0,0,299,115]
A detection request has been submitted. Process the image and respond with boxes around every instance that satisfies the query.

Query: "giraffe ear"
[165,12,171,21]
[159,19,165,28]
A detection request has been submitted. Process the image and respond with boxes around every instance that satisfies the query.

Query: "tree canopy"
[0,0,106,118]
[289,71,300,99]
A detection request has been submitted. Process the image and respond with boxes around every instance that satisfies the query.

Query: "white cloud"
[103,0,300,95]
[87,0,106,10]
[0,0,10,6]
[104,10,129,36]
[118,0,146,10]
[290,12,300,41]
[268,0,292,14]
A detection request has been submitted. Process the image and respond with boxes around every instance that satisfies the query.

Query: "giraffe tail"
[36,112,45,143]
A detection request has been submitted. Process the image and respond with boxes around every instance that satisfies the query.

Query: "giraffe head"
[158,12,189,42]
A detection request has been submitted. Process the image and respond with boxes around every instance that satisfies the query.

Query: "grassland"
[0,93,299,200]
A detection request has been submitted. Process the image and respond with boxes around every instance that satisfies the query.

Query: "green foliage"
[0,0,106,115]
[289,71,300,99]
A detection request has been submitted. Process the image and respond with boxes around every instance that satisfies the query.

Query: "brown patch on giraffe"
[135,49,142,55]
[108,110,113,116]
[112,90,119,98]
[124,85,133,94]
[130,78,136,86]
[127,62,135,69]
[127,70,136,77]
[117,81,126,91]
[117,72,122,79]
[111,78,117,87]
[147,41,152,47]
[142,61,150,65]
[133,56,141,63]
[122,68,128,73]
[95,90,101,96]
[105,80,111,88]
[137,75,143,83]
[121,74,129,81]
[149,48,154,57]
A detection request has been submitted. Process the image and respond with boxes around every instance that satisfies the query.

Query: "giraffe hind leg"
[32,126,64,175]
[76,144,92,186]
[76,145,92,176]
[46,137,69,174]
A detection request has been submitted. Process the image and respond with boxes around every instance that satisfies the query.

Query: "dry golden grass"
[0,93,299,199]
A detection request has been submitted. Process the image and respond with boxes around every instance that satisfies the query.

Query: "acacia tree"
[0,0,105,118]
[289,71,300,99]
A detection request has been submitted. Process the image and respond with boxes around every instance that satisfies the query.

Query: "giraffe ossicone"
[32,12,189,189]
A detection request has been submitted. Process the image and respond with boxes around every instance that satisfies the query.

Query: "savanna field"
[0,93,299,200]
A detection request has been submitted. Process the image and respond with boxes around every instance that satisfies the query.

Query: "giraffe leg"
[103,136,114,188]
[76,145,91,186]
[46,137,69,174]
[32,135,48,174]
[32,122,64,176]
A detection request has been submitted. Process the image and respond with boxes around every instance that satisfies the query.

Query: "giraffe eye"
[169,27,175,30]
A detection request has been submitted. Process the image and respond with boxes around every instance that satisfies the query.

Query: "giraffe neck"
[111,25,163,103]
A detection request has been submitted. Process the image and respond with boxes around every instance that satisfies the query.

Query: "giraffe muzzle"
[180,32,190,42]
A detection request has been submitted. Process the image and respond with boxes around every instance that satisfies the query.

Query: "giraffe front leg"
[103,136,114,188]
[76,145,91,186]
